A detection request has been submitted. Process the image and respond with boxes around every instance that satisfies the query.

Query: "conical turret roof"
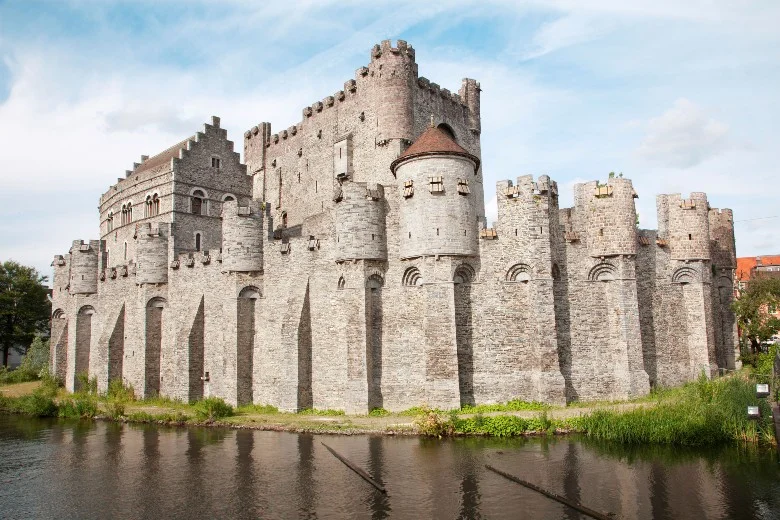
[390,125,480,175]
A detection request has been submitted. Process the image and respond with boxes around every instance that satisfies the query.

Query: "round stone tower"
[575,177,638,258]
[334,181,387,262]
[136,223,169,285]
[69,240,100,294]
[391,125,480,259]
[370,40,416,144]
[221,200,264,272]
[658,192,711,261]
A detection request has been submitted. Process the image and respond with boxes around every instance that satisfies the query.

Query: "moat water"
[0,416,778,519]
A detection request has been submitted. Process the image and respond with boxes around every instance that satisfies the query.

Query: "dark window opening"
[211,157,221,168]
[195,233,201,251]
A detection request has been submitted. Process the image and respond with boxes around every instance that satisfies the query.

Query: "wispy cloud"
[636,98,730,168]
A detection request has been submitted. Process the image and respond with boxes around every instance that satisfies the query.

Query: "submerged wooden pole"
[485,464,615,520]
[321,442,387,494]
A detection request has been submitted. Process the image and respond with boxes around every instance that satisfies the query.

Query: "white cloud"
[636,98,729,168]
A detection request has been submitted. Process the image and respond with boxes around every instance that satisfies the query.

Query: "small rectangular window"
[457,178,470,195]
[403,180,414,198]
[211,157,221,168]
[428,176,444,193]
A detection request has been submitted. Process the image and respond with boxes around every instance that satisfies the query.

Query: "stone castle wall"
[50,40,739,410]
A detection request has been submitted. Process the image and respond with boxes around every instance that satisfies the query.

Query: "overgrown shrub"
[237,403,280,415]
[6,393,58,417]
[369,407,389,417]
[0,365,39,385]
[75,373,97,395]
[415,406,455,438]
[193,397,234,422]
[37,371,62,398]
[59,395,98,419]
[19,337,49,377]
[106,379,135,402]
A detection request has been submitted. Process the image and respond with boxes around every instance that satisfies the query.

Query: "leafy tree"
[0,261,51,367]
[733,275,780,353]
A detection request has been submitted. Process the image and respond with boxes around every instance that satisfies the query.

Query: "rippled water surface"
[1,416,779,519]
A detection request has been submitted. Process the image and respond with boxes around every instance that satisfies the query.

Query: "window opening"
[211,157,221,168]
[192,190,205,215]
[195,233,201,251]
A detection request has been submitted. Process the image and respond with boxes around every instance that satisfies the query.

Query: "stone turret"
[334,181,387,261]
[221,200,264,272]
[370,40,417,144]
[392,125,480,259]
[657,192,711,261]
[574,178,638,258]
[136,223,170,285]
[459,78,481,135]
[709,208,736,269]
[69,240,101,294]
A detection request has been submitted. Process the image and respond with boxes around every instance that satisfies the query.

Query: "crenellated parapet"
[574,178,638,258]
[222,200,264,272]
[496,174,558,242]
[657,192,711,261]
[136,222,170,285]
[334,181,387,262]
[69,240,102,294]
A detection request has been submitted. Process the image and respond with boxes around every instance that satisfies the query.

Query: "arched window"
[402,266,422,286]
[453,264,476,284]
[222,194,235,203]
[121,204,127,226]
[195,232,202,251]
[107,211,114,232]
[126,202,133,224]
[282,211,288,229]
[191,190,205,215]
[238,286,261,299]
[152,194,160,216]
[145,195,152,217]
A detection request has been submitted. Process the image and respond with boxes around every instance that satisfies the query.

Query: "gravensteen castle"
[49,41,740,412]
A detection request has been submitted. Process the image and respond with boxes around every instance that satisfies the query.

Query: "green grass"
[460,399,550,414]
[297,408,345,416]
[235,403,280,415]
[192,397,234,422]
[578,374,775,446]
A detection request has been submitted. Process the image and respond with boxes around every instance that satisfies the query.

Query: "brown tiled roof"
[390,126,479,174]
[134,137,193,174]
[736,255,780,281]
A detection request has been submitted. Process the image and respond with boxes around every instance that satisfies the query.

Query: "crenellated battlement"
[657,192,711,261]
[69,239,102,295]
[573,177,638,258]
[370,39,416,62]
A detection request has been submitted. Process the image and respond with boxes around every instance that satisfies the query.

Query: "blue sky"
[1,0,778,279]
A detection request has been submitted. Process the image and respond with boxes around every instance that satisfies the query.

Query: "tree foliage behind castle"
[0,261,50,367]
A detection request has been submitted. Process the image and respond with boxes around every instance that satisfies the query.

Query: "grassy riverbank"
[0,371,776,447]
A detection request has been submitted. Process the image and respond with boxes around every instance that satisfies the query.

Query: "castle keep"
[49,41,740,411]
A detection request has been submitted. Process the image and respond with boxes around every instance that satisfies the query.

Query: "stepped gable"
[390,125,479,174]
[135,136,193,174]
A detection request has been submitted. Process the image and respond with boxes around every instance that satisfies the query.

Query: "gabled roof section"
[135,136,194,174]
[390,125,479,175]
